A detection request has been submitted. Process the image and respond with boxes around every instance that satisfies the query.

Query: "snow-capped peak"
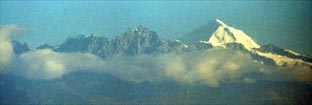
[208,19,260,51]
[216,19,227,27]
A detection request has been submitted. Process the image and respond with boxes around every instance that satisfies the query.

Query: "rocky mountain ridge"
[13,19,312,67]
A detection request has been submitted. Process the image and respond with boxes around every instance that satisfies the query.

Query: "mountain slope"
[56,34,112,58]
[111,25,185,55]
[256,44,312,62]
[54,26,187,58]
[180,19,260,51]
[179,19,311,67]
[208,19,260,51]
[179,20,219,44]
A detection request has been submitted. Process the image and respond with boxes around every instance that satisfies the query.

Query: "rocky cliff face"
[55,25,187,58]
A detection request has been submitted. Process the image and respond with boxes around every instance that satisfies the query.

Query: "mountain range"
[13,19,312,67]
[3,19,312,104]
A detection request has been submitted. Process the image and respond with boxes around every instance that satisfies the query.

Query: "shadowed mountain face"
[36,44,55,50]
[179,20,220,44]
[257,44,312,62]
[12,40,33,55]
[56,34,112,58]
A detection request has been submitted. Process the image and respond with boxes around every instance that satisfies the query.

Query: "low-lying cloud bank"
[0,24,27,71]
[1,25,311,87]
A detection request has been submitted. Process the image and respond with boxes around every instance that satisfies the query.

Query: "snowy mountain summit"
[179,19,311,66]
[206,19,311,66]
[208,19,260,51]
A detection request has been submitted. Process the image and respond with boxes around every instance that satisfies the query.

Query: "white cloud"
[14,49,107,80]
[0,24,26,72]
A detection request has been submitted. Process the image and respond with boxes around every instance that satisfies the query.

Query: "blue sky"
[1,1,312,55]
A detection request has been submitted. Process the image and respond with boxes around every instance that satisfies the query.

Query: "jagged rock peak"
[125,25,151,37]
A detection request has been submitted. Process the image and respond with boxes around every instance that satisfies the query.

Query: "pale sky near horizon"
[1,1,312,55]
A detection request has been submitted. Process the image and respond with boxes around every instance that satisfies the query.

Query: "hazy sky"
[1,1,311,55]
